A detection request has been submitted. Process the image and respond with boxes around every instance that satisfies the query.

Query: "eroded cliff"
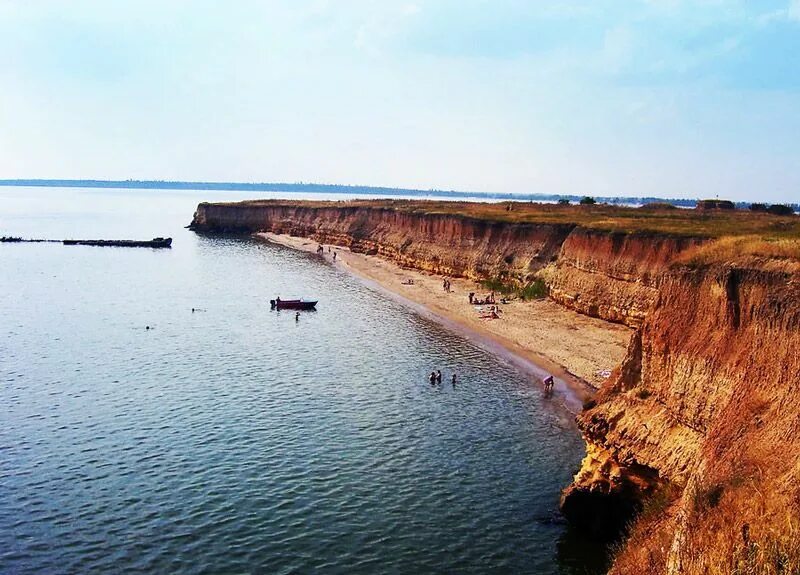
[585,261,800,574]
[192,201,574,281]
[191,199,800,574]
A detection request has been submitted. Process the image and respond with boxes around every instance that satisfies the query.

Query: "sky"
[0,1,799,202]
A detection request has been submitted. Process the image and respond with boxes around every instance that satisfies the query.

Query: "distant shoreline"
[0,178,741,209]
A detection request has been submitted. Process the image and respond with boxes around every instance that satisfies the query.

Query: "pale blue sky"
[1,1,799,202]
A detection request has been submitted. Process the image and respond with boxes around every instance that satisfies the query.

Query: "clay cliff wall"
[570,262,800,574]
[192,201,574,281]
[191,201,698,326]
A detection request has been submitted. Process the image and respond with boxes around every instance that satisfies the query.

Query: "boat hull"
[270,299,317,310]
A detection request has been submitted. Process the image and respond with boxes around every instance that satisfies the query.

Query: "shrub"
[519,279,548,300]
[478,277,516,295]
[557,198,571,205]
[640,202,677,210]
[749,203,768,212]
[582,398,597,410]
[768,204,794,216]
[636,388,652,400]
[580,196,596,205]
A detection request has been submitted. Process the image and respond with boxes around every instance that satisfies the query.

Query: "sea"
[0,186,606,574]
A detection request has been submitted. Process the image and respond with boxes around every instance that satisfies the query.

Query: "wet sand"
[259,233,632,410]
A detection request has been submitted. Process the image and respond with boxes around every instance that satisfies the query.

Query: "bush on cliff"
[519,279,548,300]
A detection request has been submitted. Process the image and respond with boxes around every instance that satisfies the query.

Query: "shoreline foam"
[258,232,631,414]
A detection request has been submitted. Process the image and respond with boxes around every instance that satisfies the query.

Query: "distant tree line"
[0,179,797,213]
[749,203,795,216]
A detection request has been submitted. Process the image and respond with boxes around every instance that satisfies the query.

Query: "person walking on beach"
[333,251,337,261]
[295,312,300,322]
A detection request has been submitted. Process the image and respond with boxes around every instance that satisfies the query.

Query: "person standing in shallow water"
[436,370,442,384]
[451,373,457,388]
[429,371,437,385]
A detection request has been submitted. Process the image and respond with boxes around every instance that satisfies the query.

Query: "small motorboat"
[270,298,318,310]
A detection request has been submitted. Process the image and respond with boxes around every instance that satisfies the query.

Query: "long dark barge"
[2,236,172,248]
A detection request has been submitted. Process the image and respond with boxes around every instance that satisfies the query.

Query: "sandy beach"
[259,232,632,406]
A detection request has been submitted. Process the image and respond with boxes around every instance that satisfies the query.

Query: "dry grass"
[674,482,800,575]
[612,442,800,575]
[675,236,800,266]
[213,199,800,239]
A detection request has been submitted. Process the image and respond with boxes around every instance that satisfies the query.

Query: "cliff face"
[192,200,799,573]
[565,261,800,573]
[192,201,574,280]
[191,202,697,327]
[544,229,704,327]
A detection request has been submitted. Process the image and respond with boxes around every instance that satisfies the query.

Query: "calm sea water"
[1,187,603,574]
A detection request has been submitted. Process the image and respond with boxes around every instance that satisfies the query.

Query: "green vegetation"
[478,277,516,295]
[478,277,549,300]
[519,279,548,300]
[580,196,597,205]
[768,204,794,216]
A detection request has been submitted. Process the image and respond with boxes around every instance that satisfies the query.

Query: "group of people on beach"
[468,292,496,305]
[429,370,457,388]
[318,244,337,260]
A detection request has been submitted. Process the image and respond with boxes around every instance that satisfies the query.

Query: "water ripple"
[0,188,603,575]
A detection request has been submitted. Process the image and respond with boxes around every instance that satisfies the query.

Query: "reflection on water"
[0,187,605,574]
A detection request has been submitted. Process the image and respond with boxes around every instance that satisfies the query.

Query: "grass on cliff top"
[675,236,800,267]
[219,199,800,240]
